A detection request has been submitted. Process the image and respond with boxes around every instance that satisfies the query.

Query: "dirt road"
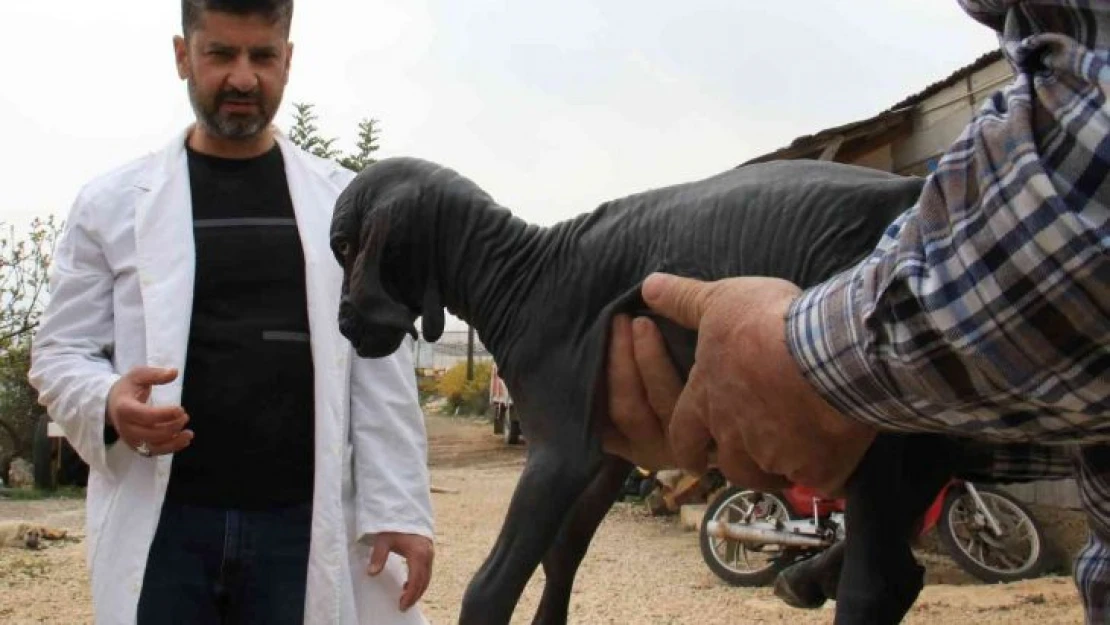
[0,414,1086,624]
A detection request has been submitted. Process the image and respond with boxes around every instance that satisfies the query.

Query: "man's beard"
[188,79,273,141]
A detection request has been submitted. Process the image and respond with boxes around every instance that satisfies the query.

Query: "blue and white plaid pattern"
[785,1,1109,618]
[1076,532,1110,624]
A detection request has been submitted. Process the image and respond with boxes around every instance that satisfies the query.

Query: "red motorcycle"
[698,479,1049,587]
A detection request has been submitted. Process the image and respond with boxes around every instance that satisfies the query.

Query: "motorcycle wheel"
[938,485,1049,584]
[698,485,799,587]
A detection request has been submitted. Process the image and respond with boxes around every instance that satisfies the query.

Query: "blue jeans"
[137,500,313,625]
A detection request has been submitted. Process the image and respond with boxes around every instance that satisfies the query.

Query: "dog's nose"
[338,301,360,341]
[338,317,354,339]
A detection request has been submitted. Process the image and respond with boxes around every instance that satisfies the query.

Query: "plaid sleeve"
[785,1,1110,445]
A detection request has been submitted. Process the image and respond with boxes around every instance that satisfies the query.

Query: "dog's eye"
[336,241,350,259]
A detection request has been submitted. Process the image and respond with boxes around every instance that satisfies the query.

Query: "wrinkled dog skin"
[329,157,999,625]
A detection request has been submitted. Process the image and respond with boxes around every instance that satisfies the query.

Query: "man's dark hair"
[181,0,294,38]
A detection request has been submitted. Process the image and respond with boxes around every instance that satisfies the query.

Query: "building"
[744,50,1010,176]
[745,50,1080,510]
[412,329,493,373]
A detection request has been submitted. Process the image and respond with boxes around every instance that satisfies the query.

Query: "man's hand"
[602,314,682,471]
[367,532,434,611]
[608,273,877,495]
[105,367,192,457]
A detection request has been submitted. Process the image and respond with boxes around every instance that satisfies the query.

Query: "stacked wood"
[645,469,718,517]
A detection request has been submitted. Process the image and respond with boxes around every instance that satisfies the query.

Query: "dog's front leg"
[531,454,632,625]
[460,442,603,625]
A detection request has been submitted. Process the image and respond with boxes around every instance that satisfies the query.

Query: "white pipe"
[705,521,831,549]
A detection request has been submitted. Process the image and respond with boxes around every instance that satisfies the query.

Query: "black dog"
[330,157,1026,624]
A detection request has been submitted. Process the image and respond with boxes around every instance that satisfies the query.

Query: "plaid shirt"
[785,1,1108,619]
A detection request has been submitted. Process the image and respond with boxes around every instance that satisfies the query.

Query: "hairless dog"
[329,157,1039,624]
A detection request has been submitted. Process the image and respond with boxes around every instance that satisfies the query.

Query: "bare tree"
[0,216,60,476]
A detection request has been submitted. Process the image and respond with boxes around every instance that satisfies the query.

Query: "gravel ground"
[0,414,1087,624]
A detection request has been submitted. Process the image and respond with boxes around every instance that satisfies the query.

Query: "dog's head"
[331,157,491,358]
[20,525,41,550]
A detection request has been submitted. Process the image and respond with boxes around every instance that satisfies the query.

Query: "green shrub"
[435,361,492,415]
[416,373,439,404]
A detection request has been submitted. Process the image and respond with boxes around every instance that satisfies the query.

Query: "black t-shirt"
[165,142,315,508]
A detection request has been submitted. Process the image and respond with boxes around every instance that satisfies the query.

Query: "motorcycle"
[621,466,658,500]
[698,479,1049,587]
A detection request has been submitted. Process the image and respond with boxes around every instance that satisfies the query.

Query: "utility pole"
[466,325,475,381]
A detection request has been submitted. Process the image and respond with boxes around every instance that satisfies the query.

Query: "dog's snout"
[338,299,362,339]
[339,299,356,319]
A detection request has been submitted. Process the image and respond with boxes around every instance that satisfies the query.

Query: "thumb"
[367,534,391,576]
[641,273,713,330]
[127,367,179,388]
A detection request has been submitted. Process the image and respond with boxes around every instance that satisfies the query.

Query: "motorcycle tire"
[698,485,798,587]
[938,485,1050,584]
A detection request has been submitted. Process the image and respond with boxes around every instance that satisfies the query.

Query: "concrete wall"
[1003,480,1083,511]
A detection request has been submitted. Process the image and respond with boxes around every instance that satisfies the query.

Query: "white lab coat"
[28,127,434,625]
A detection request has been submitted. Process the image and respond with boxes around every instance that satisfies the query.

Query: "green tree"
[287,102,382,173]
[287,102,340,160]
[337,118,382,173]
[0,217,60,477]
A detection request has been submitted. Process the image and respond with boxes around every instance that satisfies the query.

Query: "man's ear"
[173,35,190,80]
[283,41,294,85]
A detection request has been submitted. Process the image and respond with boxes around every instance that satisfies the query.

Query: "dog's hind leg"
[459,437,604,625]
[531,455,632,625]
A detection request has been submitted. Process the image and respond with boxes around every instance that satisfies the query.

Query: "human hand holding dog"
[367,532,434,611]
[603,313,683,471]
[604,273,876,495]
[105,366,192,457]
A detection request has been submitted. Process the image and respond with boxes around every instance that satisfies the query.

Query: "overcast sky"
[0,2,1001,330]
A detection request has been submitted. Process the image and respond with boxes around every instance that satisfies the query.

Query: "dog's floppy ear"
[421,279,445,342]
[418,181,445,342]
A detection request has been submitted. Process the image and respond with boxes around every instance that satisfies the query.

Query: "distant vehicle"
[488,363,522,444]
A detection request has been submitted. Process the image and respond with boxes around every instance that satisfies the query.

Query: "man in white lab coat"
[27,1,435,623]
